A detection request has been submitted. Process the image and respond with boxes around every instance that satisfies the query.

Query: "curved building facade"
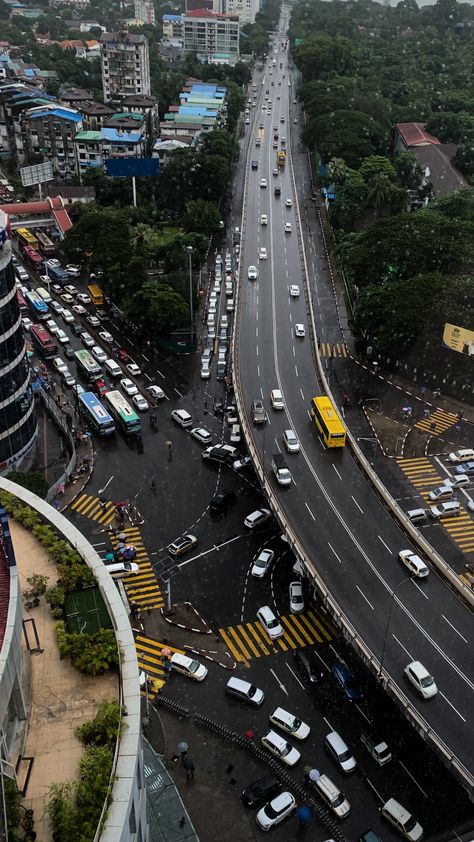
[0,212,37,470]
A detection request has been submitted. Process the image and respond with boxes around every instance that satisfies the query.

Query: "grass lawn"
[155,226,182,246]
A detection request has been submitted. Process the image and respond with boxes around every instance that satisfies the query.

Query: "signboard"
[106,158,160,178]
[20,161,53,187]
[442,323,474,357]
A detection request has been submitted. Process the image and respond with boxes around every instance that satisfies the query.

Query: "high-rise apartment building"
[100,31,151,103]
[0,212,37,470]
[134,0,156,25]
[183,10,240,62]
[222,0,260,25]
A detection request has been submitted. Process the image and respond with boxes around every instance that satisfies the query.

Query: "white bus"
[104,390,141,435]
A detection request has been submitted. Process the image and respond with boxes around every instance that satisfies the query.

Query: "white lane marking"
[142,354,149,362]
[294,365,298,377]
[177,534,241,569]
[157,369,165,379]
[256,327,258,338]
[411,579,429,600]
[355,703,373,725]
[366,778,384,803]
[398,761,430,798]
[356,585,374,611]
[328,542,342,564]
[257,364,260,377]
[392,634,413,660]
[305,502,315,521]
[174,388,183,398]
[256,345,259,356]
[260,386,264,399]
[351,495,364,514]
[274,438,281,452]
[378,535,393,554]
[332,465,342,480]
[270,667,288,696]
[98,475,114,494]
[289,312,292,322]
[256,310,259,320]
[300,388,305,401]
[439,691,466,722]
[442,615,468,644]
[285,662,305,689]
[145,373,152,381]
[292,346,295,357]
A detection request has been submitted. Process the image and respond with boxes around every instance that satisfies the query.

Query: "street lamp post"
[378,576,411,682]
[185,245,194,347]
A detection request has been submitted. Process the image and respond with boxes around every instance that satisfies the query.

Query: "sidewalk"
[11,520,116,842]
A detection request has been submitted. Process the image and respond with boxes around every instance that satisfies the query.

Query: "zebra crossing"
[396,457,443,489]
[319,342,347,358]
[70,493,116,526]
[109,527,164,611]
[135,634,184,697]
[441,514,474,555]
[415,409,457,436]
[219,609,337,666]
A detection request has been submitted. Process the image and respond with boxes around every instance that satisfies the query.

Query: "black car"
[242,774,281,809]
[251,160,258,170]
[294,649,324,686]
[209,489,236,516]
[71,320,83,336]
[64,345,75,359]
[274,185,281,196]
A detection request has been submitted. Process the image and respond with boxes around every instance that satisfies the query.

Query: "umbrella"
[117,532,127,541]
[161,648,171,657]
[296,805,312,825]
[244,729,254,740]
[309,769,320,782]
[104,552,114,562]
[177,741,188,754]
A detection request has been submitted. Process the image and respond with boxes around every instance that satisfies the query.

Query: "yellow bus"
[310,396,346,448]
[17,227,39,252]
[87,284,104,306]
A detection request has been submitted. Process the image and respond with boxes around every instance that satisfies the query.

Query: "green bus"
[74,349,102,382]
[104,390,141,435]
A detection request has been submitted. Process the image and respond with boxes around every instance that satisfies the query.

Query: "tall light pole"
[378,576,411,682]
[186,245,194,348]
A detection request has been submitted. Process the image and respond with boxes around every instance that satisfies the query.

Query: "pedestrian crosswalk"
[70,493,116,525]
[109,527,165,611]
[396,457,443,489]
[441,513,474,554]
[135,634,184,695]
[319,342,347,358]
[415,409,456,436]
[219,609,337,665]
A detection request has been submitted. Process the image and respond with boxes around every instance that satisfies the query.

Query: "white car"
[284,222,292,233]
[92,345,107,363]
[259,247,268,260]
[81,332,94,348]
[77,293,91,304]
[64,284,77,295]
[66,265,80,277]
[98,330,114,344]
[269,707,310,740]
[260,214,268,225]
[445,474,470,488]
[132,394,149,412]
[46,319,60,335]
[201,361,211,379]
[50,301,64,315]
[61,368,75,387]
[428,485,452,502]
[244,508,271,529]
[248,265,258,280]
[273,167,279,176]
[283,429,300,452]
[191,427,212,446]
[22,317,33,331]
[295,324,305,338]
[62,309,74,323]
[257,605,283,640]
[53,357,67,373]
[251,548,274,578]
[404,661,438,699]
[171,408,192,428]
[72,304,86,315]
[146,384,165,401]
[260,178,267,188]
[398,549,429,578]
[126,362,141,377]
[270,389,284,410]
[289,285,300,297]
[87,315,101,328]
[289,581,304,613]
[448,448,474,463]
[16,266,29,281]
[256,792,296,831]
[120,378,138,397]
[285,198,292,208]
[61,293,74,305]
[57,329,69,345]
[261,730,300,766]
[46,259,60,268]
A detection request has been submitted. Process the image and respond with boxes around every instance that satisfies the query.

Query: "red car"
[117,348,132,365]
[95,379,108,398]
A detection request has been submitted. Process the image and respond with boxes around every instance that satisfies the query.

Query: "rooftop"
[413,144,468,196]
[396,122,440,148]
[100,31,148,45]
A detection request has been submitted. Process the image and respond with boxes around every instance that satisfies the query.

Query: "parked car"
[171,409,192,428]
[209,489,236,515]
[241,774,281,809]
[256,792,296,831]
[244,508,271,529]
[331,661,363,701]
[289,581,304,613]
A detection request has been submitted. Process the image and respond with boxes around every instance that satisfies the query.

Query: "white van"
[398,550,429,578]
[37,286,52,303]
[170,652,208,682]
[225,676,264,705]
[448,448,474,463]
[380,798,423,841]
[105,561,139,579]
[105,358,122,378]
[312,774,351,819]
[269,707,310,740]
[325,731,357,773]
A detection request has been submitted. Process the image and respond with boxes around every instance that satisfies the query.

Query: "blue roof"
[28,107,82,122]
[180,106,218,116]
[0,55,9,63]
[101,128,142,143]
[163,14,181,20]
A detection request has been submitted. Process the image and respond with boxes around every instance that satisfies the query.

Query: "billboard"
[442,323,474,357]
[20,161,54,187]
[106,158,160,178]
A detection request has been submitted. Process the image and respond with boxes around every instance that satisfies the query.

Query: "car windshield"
[256,557,267,567]
[340,749,352,762]
[248,685,257,698]
[265,804,279,820]
[188,660,200,674]
[267,617,279,628]
[289,717,301,732]
[280,743,291,757]
[333,793,344,807]
[421,674,434,687]
[404,817,416,832]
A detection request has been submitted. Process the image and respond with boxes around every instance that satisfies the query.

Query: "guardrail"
[39,388,77,503]
[232,73,474,795]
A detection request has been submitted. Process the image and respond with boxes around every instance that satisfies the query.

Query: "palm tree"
[367,173,392,208]
[328,157,348,185]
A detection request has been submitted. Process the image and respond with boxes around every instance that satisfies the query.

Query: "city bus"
[25,290,49,320]
[17,227,39,252]
[78,391,115,436]
[21,245,44,273]
[310,395,346,448]
[29,324,58,359]
[17,289,28,314]
[36,230,56,257]
[74,349,102,382]
[87,284,104,306]
[104,390,141,435]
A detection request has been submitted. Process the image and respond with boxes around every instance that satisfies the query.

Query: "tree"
[366,173,393,208]
[294,34,355,80]
[124,282,189,335]
[359,156,396,184]
[183,199,221,235]
[6,470,49,498]
[327,157,349,185]
[303,110,386,169]
[331,172,368,231]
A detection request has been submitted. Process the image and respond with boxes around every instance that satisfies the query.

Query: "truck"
[277,150,286,167]
[360,731,392,766]
[272,453,292,487]
[46,263,69,285]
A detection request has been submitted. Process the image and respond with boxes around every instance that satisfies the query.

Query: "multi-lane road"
[236,19,474,790]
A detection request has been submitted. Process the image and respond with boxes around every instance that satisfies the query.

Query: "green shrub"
[55,621,70,658]
[4,777,22,841]
[76,699,121,747]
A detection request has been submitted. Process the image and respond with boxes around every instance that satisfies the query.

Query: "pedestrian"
[303,764,312,784]
[430,421,436,432]
[167,441,173,462]
[457,411,463,421]
[151,480,157,495]
[178,741,188,762]
[423,408,430,419]
[183,757,195,779]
